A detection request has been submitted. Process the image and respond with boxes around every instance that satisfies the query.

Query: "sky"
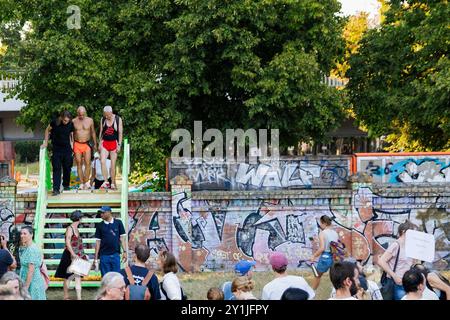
[338,0,381,19]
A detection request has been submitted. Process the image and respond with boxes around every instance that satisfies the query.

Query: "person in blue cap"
[94,206,127,276]
[222,260,256,300]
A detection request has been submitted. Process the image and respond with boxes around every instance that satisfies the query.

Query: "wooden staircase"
[34,140,130,288]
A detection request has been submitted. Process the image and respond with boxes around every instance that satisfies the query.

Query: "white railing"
[323,75,348,88]
[0,73,20,90]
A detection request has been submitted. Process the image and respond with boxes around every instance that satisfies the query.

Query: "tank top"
[101,115,119,141]
[322,228,339,252]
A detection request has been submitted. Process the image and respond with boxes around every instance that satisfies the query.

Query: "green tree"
[1,0,346,179]
[347,0,450,151]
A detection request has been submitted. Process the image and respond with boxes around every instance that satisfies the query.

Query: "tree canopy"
[0,0,347,178]
[347,0,450,151]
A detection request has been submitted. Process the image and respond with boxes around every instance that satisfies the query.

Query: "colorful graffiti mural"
[356,153,450,184]
[168,157,351,190]
[126,183,449,272]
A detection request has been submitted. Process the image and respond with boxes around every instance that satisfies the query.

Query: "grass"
[45,269,450,300]
[15,162,40,176]
[46,270,332,300]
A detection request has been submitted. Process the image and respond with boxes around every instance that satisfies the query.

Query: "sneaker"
[52,190,60,196]
[99,182,110,189]
[84,182,91,189]
[63,187,71,191]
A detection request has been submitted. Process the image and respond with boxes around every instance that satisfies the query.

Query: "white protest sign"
[405,230,435,262]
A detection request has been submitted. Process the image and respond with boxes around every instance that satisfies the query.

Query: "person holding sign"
[377,220,418,300]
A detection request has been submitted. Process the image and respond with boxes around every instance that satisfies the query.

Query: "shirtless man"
[98,106,123,189]
[73,106,97,189]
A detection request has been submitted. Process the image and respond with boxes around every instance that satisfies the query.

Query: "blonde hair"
[231,276,254,293]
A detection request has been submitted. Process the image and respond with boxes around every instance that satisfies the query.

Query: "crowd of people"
[0,213,448,300]
[42,105,122,194]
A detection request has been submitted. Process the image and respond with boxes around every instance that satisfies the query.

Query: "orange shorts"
[73,141,90,154]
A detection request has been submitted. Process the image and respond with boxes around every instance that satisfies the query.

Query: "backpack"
[160,278,187,300]
[40,262,50,290]
[329,240,347,263]
[124,266,153,300]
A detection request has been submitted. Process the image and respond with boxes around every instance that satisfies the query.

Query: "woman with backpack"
[158,251,186,300]
[377,220,418,300]
[309,215,339,290]
[18,226,47,300]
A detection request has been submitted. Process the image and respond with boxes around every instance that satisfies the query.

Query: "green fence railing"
[34,147,49,248]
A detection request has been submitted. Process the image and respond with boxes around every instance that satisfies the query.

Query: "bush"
[14,141,41,163]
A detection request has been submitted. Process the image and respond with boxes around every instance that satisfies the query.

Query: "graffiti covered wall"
[3,181,449,272]
[356,154,450,184]
[0,181,16,241]
[125,183,449,272]
[168,157,351,191]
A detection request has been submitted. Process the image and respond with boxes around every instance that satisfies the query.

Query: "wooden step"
[46,208,120,214]
[43,238,97,244]
[43,228,96,234]
[43,248,95,254]
[45,218,102,224]
[46,192,121,207]
[49,281,100,288]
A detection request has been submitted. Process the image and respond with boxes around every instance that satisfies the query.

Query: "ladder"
[33,139,130,287]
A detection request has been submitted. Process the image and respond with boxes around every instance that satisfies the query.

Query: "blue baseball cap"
[99,206,112,213]
[234,260,256,276]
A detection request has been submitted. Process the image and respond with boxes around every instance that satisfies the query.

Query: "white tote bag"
[67,258,93,277]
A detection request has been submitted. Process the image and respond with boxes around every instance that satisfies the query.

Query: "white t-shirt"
[422,287,439,300]
[328,296,358,300]
[92,158,111,181]
[330,280,382,300]
[401,289,438,300]
[160,272,182,300]
[261,275,315,300]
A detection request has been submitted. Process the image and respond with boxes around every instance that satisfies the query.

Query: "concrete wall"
[168,157,351,191]
[355,153,450,184]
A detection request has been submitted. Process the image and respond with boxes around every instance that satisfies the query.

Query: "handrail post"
[34,146,48,248]
[121,139,130,264]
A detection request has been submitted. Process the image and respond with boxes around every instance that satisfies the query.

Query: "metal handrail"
[34,146,49,248]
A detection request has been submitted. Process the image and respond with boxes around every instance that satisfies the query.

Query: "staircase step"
[46,208,120,214]
[43,228,96,234]
[45,218,102,224]
[43,238,97,244]
[43,248,95,254]
[49,281,100,288]
[47,270,101,276]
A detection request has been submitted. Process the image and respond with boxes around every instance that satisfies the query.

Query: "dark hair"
[161,251,178,274]
[402,269,424,293]
[207,287,224,300]
[397,220,417,237]
[320,215,333,226]
[272,265,287,274]
[281,287,309,300]
[21,226,33,236]
[135,244,150,263]
[56,110,72,126]
[329,261,357,290]
[70,210,82,222]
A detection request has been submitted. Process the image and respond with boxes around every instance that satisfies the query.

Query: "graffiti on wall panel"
[0,199,14,241]
[169,157,350,190]
[358,156,450,184]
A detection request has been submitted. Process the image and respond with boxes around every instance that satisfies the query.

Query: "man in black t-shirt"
[42,110,74,195]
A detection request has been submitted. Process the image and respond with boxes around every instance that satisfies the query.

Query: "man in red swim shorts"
[73,106,97,190]
[98,106,123,189]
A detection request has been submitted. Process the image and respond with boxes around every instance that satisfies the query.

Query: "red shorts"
[102,140,117,152]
